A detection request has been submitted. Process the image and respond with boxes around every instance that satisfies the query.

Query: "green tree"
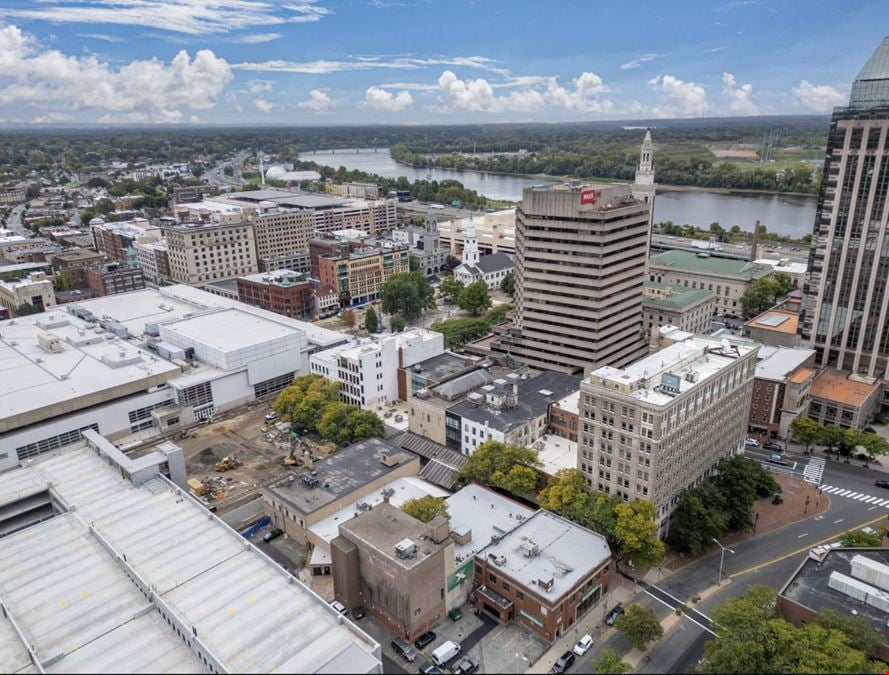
[820,424,847,457]
[439,275,464,304]
[401,495,450,523]
[591,648,632,674]
[860,432,889,466]
[667,481,730,555]
[291,393,332,433]
[813,609,883,654]
[273,375,339,424]
[342,408,385,444]
[55,270,73,291]
[709,222,726,242]
[486,303,513,325]
[538,469,592,523]
[343,308,357,331]
[458,440,541,497]
[500,270,515,297]
[615,604,664,650]
[612,500,664,567]
[710,456,779,531]
[789,417,821,453]
[840,527,885,548]
[364,306,379,333]
[457,280,492,316]
[429,317,491,349]
[316,402,356,446]
[13,303,40,316]
[380,271,434,321]
[390,314,406,332]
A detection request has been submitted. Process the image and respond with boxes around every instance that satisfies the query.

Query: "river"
[299,148,818,238]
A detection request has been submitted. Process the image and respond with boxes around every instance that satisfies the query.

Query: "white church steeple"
[632,128,656,207]
[462,215,479,267]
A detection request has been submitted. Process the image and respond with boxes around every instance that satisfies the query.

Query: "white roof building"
[0,444,381,674]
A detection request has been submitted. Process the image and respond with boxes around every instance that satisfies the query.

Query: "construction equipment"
[283,447,299,467]
[187,478,208,497]
[214,456,241,472]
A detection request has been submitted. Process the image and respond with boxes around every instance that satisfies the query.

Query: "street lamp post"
[713,538,735,586]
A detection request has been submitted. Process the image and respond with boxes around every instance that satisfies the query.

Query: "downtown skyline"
[0,0,886,126]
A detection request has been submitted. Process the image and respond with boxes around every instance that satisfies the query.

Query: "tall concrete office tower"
[494,182,652,373]
[800,36,889,377]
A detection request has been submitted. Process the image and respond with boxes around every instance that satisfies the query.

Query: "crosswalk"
[803,457,825,485]
[819,484,889,507]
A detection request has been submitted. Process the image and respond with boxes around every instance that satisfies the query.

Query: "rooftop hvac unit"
[379,450,400,467]
[300,473,319,488]
[395,539,417,559]
[538,575,555,592]
[851,554,889,592]
[829,571,889,613]
[37,332,63,354]
[684,370,698,383]
[521,539,539,557]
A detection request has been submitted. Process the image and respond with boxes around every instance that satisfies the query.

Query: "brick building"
[236,269,314,320]
[50,248,106,286]
[472,510,610,642]
[748,346,816,439]
[548,390,579,442]
[85,263,146,296]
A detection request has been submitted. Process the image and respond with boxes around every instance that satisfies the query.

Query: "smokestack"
[750,220,761,262]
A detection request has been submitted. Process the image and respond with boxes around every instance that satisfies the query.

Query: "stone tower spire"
[462,215,479,266]
[633,127,656,206]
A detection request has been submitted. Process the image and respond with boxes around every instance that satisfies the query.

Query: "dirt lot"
[176,402,336,514]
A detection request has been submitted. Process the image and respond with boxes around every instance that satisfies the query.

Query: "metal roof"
[650,250,773,280]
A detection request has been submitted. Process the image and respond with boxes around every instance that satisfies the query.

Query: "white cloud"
[546,72,612,112]
[254,97,282,113]
[33,112,73,124]
[0,1,332,36]
[233,33,283,44]
[648,74,710,116]
[247,79,274,94]
[375,81,439,91]
[792,79,845,112]
[99,109,185,124]
[434,70,546,113]
[232,54,508,75]
[620,54,662,71]
[364,86,413,111]
[722,72,760,115]
[297,88,335,111]
[77,33,123,43]
[0,23,232,120]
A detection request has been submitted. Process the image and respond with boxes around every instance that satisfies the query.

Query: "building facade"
[251,208,316,272]
[579,335,759,535]
[91,217,161,263]
[642,282,716,336]
[164,221,258,284]
[236,270,314,320]
[0,272,56,315]
[453,218,514,290]
[800,37,889,377]
[749,346,817,439]
[317,243,410,307]
[135,239,172,285]
[494,183,651,373]
[85,263,146,296]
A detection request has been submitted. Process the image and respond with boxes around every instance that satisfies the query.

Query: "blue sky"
[0,0,886,125]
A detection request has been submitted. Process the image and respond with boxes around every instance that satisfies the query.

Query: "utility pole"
[713,538,735,586]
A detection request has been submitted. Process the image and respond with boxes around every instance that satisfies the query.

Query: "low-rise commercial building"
[0,271,56,315]
[808,367,882,429]
[749,346,817,439]
[50,248,106,285]
[332,503,452,640]
[549,390,579,442]
[0,440,382,674]
[580,334,759,534]
[91,217,161,263]
[236,269,314,320]
[472,510,611,641]
[316,239,410,307]
[85,262,146,296]
[745,309,801,347]
[649,250,773,316]
[642,281,715,336]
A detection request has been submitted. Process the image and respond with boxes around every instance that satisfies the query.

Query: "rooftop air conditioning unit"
[395,538,417,559]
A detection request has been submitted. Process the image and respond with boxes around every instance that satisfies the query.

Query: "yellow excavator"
[283,447,299,467]
[214,456,240,472]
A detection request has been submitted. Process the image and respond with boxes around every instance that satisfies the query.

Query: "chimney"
[749,219,761,262]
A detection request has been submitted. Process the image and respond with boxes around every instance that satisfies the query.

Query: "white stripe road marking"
[823,486,840,493]
[864,496,879,503]
[798,533,808,538]
[836,490,852,497]
[856,494,872,501]
[848,492,863,499]
[834,519,844,524]
[870,506,879,511]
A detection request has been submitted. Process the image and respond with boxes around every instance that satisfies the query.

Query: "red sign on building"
[580,189,600,205]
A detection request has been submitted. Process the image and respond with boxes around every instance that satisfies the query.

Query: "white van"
[431,640,461,667]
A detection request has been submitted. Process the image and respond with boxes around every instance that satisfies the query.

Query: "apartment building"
[85,262,146,296]
[164,221,258,284]
[316,242,410,306]
[323,181,384,200]
[749,346,816,439]
[0,272,56,316]
[251,207,316,271]
[494,183,652,373]
[579,335,759,535]
[134,239,171,285]
[800,37,889,376]
[90,217,161,263]
[648,250,773,317]
[642,281,716,336]
[236,269,314,320]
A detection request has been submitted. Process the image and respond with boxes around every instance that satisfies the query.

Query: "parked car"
[265,410,279,421]
[604,605,625,626]
[763,442,783,452]
[351,606,366,620]
[551,651,576,674]
[745,437,759,447]
[329,600,347,615]
[414,631,436,650]
[573,634,593,656]
[431,641,461,667]
[391,638,418,663]
[448,607,463,621]
[262,527,284,543]
[453,656,480,675]
[767,453,787,465]
[876,480,889,489]
[418,662,443,675]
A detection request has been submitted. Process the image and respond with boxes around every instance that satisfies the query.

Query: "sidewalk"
[526,573,636,673]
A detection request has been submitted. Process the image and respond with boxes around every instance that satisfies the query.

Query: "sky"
[0,0,886,126]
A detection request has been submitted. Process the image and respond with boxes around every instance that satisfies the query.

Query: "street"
[204,150,251,189]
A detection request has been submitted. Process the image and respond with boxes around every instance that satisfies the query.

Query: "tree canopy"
[615,604,664,650]
[380,271,434,322]
[740,273,796,316]
[500,270,515,297]
[458,440,541,497]
[612,500,665,568]
[457,280,492,315]
[401,496,450,523]
[591,648,632,674]
[439,275,464,304]
[364,305,379,333]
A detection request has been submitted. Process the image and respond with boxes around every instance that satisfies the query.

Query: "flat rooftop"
[222,189,349,210]
[264,438,418,516]
[810,367,881,407]
[0,447,381,674]
[780,548,889,644]
[535,435,578,477]
[755,345,815,381]
[339,502,449,570]
[309,476,448,547]
[410,351,476,383]
[746,309,800,334]
[650,250,774,280]
[588,335,759,406]
[161,307,303,354]
[642,281,715,311]
[478,510,610,600]
[446,484,533,563]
